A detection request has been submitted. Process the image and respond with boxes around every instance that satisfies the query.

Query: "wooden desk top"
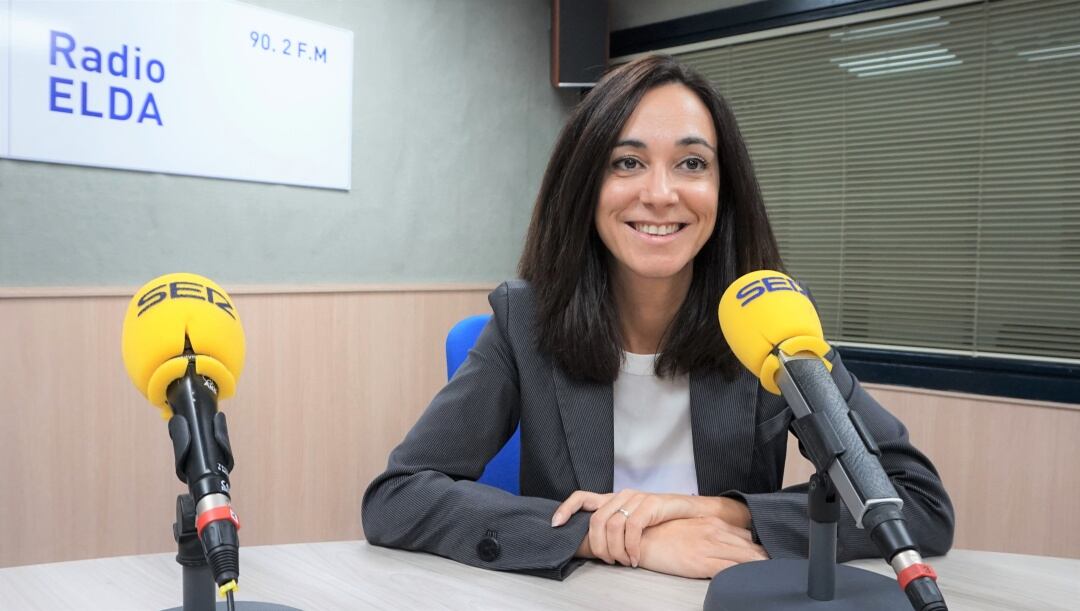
[0,541,1076,610]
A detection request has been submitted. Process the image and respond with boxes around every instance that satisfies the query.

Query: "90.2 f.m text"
[250,31,327,63]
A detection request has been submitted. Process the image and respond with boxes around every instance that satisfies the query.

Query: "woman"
[362,55,954,580]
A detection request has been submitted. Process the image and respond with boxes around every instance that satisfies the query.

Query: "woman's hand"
[552,489,753,567]
[636,516,768,578]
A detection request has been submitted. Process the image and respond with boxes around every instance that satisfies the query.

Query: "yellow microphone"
[717,270,946,611]
[718,269,831,395]
[122,272,245,419]
[122,273,244,599]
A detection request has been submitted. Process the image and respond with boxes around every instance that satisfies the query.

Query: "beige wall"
[0,286,492,568]
[1,289,1077,568]
[782,386,1080,559]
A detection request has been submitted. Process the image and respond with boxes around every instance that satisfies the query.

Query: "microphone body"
[719,270,946,611]
[166,363,239,586]
[776,353,901,527]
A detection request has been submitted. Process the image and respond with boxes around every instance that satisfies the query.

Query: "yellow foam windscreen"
[718,270,832,395]
[122,273,245,418]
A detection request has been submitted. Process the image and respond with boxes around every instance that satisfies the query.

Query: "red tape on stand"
[196,505,241,537]
[897,563,937,591]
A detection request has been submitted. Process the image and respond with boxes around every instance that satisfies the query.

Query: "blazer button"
[477,530,501,562]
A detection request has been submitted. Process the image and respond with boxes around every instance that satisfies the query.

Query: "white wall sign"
[0,0,354,190]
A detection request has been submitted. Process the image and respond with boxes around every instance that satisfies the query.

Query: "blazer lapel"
[552,367,614,493]
[690,369,760,496]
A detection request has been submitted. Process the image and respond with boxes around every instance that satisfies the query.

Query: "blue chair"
[445,314,521,495]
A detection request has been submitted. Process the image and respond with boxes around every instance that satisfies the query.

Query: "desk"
[0,541,1076,610]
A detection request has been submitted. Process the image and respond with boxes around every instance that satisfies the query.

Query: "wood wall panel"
[1,289,1077,567]
[0,288,492,568]
[782,385,1080,559]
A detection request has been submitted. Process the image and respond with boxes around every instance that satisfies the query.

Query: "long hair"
[518,55,783,383]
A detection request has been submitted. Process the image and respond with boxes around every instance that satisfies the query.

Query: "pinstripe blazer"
[362,280,954,579]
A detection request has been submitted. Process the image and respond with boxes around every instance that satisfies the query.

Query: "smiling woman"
[362,55,954,581]
[599,84,718,275]
[518,55,781,383]
[595,83,720,354]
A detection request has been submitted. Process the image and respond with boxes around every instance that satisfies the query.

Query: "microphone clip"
[791,411,845,475]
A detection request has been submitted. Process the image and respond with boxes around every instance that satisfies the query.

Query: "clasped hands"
[551,490,768,579]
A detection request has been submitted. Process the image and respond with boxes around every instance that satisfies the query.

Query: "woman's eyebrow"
[678,136,716,154]
[613,136,717,154]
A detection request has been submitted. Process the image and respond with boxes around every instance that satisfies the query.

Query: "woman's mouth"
[629,222,687,237]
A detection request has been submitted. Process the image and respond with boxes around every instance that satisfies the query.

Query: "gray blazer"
[362,280,954,579]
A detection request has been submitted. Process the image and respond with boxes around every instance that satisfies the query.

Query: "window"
[675,0,1079,365]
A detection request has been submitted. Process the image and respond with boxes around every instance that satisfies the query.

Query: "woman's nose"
[639,169,678,207]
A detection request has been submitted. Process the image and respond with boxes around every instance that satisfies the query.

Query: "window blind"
[677,0,1080,362]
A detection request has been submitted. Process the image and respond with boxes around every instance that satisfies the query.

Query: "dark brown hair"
[518,55,783,383]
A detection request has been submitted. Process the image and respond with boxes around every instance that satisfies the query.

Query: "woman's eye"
[681,157,708,171]
[613,157,641,171]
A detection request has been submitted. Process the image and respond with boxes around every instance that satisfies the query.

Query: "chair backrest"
[445,314,520,495]
[445,314,493,379]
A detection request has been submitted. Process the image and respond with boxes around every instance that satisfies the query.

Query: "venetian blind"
[678,0,1080,362]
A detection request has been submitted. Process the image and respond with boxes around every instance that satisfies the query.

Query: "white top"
[612,352,698,495]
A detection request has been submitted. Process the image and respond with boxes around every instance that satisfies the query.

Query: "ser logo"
[136,281,236,319]
[736,276,809,307]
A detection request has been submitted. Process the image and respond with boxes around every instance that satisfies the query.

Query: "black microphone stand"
[171,494,216,611]
[703,412,910,610]
[164,494,301,611]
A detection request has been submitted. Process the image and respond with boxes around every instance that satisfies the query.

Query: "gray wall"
[0,0,575,286]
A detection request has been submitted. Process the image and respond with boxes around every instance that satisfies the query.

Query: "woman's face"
[595,83,719,286]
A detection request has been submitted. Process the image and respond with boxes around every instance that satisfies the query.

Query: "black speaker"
[551,0,608,88]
